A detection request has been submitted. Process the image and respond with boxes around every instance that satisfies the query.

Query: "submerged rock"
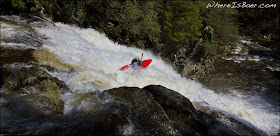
[33,50,73,71]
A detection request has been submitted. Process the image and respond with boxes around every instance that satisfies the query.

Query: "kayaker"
[131,56,142,68]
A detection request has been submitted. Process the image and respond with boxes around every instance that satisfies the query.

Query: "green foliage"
[120,0,143,40]
[1,0,41,13]
[11,0,26,8]
[163,1,203,44]
[141,1,161,44]
[237,0,279,41]
[194,39,218,62]
[39,0,57,15]
[2,0,254,64]
[195,0,239,47]
[103,0,161,49]
[159,0,203,57]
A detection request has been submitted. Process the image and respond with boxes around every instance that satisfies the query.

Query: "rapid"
[1,15,279,135]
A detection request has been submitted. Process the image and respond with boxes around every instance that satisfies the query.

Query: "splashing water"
[1,16,279,135]
[34,22,279,135]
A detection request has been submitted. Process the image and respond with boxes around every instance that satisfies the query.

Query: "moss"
[33,50,73,71]
[224,45,232,55]
[0,47,35,65]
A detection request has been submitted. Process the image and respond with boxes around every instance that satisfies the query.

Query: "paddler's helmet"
[135,56,140,60]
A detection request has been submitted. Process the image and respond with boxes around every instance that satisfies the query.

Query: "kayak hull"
[120,59,152,71]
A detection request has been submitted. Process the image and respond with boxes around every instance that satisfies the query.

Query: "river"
[1,15,279,135]
[199,38,280,109]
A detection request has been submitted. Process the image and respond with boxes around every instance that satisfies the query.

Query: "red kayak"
[120,59,152,71]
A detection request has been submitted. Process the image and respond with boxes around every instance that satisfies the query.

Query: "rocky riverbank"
[0,46,259,135]
[1,15,267,135]
[169,26,217,79]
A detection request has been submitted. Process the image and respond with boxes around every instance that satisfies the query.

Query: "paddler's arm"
[131,59,136,64]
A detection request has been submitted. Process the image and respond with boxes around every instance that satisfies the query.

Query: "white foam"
[240,39,252,44]
[0,42,36,49]
[32,23,280,135]
[3,62,33,69]
[0,22,20,38]
[119,120,135,135]
[266,65,280,71]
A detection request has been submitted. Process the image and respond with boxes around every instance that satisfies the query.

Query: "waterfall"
[1,15,279,135]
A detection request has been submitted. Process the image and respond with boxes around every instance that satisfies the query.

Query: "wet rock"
[48,87,177,136]
[19,66,51,86]
[1,83,258,135]
[1,65,69,114]
[55,91,132,136]
[106,87,177,135]
[143,85,237,136]
[0,46,71,114]
[173,47,187,73]
[171,26,216,78]
[194,102,262,136]
[0,48,35,65]
[79,85,239,135]
[33,50,73,71]
[143,85,204,135]
[25,79,64,113]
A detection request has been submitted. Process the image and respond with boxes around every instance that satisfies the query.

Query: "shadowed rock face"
[143,85,238,136]
[106,87,177,135]
[84,86,237,135]
[143,85,206,135]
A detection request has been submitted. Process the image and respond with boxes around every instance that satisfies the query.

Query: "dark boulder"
[194,102,262,136]
[143,85,237,136]
[38,87,178,136]
[106,87,177,135]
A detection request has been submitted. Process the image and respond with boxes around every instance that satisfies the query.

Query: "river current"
[1,16,279,135]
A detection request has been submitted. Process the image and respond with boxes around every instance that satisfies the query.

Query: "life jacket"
[131,59,142,67]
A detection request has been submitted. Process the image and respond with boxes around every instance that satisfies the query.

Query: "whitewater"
[2,17,279,135]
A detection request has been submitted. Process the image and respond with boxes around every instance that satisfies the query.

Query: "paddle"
[140,53,143,66]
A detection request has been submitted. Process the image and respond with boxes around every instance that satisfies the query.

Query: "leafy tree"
[237,0,279,41]
[195,0,239,47]
[162,0,202,43]
[160,0,203,56]
[0,0,40,14]
[194,39,218,62]
[103,0,161,49]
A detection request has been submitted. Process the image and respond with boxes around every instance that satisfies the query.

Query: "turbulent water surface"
[1,16,279,135]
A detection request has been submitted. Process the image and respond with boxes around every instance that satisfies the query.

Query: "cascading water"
[1,16,279,135]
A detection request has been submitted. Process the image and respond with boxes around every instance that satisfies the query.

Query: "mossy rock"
[1,65,69,114]
[33,50,73,71]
